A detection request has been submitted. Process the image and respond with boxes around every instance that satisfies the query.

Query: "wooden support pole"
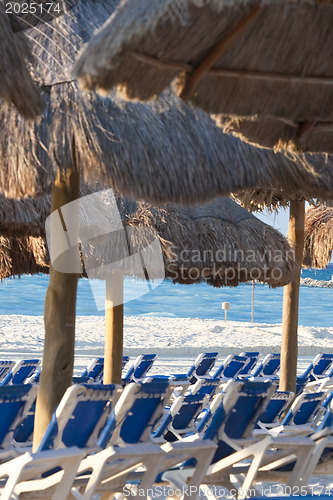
[33,166,80,450]
[279,200,305,392]
[104,271,124,385]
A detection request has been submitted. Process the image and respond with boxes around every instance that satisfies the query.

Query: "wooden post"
[33,166,80,450]
[279,200,305,392]
[104,271,124,384]
[251,280,255,323]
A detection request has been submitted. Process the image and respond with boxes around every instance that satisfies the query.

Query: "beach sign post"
[222,302,230,322]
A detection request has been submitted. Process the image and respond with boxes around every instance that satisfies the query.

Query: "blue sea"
[0,265,332,328]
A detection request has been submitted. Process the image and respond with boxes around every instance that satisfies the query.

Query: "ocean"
[0,265,332,327]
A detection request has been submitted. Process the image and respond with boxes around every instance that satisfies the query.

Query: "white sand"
[0,315,332,357]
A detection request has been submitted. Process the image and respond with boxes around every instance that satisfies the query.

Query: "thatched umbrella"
[85,195,299,288]
[303,206,333,269]
[0,8,43,119]
[74,0,333,121]
[74,0,333,155]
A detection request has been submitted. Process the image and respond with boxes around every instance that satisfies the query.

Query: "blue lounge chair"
[212,354,249,379]
[255,390,295,430]
[190,377,222,401]
[1,360,41,385]
[70,380,178,499]
[0,383,123,499]
[0,361,16,384]
[123,354,157,383]
[160,380,314,498]
[238,351,260,375]
[79,357,104,382]
[168,352,220,384]
[251,353,280,378]
[268,391,326,437]
[154,393,210,442]
[301,353,333,381]
[0,385,38,457]
[78,355,131,384]
[296,399,333,486]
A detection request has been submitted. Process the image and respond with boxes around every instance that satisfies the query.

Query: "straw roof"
[74,0,333,125]
[2,0,333,208]
[218,115,333,155]
[0,235,48,280]
[0,8,44,118]
[0,193,49,279]
[74,0,333,155]
[127,197,299,288]
[0,191,298,287]
[303,206,333,269]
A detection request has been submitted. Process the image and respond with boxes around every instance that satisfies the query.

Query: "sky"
[256,207,290,236]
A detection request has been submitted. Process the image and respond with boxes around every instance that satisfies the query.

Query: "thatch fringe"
[303,206,333,269]
[219,115,333,155]
[74,0,333,123]
[0,235,48,280]
[0,8,44,118]
[0,190,298,287]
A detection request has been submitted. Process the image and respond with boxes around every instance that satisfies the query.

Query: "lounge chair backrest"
[188,352,219,380]
[295,376,309,396]
[154,393,209,441]
[122,355,130,370]
[190,378,221,400]
[37,383,122,452]
[257,390,294,425]
[0,361,16,384]
[281,391,325,426]
[317,399,333,432]
[2,359,41,385]
[203,379,274,463]
[238,352,260,375]
[302,353,333,380]
[0,384,38,448]
[214,354,248,379]
[123,354,156,382]
[80,358,104,381]
[98,380,171,448]
[252,353,280,377]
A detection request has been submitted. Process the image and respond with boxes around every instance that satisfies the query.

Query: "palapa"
[74,0,333,154]
[74,0,333,121]
[303,206,333,269]
[88,195,299,288]
[1,1,333,206]
[0,192,298,288]
[0,7,43,118]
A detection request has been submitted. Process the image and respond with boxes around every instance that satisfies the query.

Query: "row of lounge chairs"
[0,353,333,499]
[2,351,333,387]
[0,351,331,498]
